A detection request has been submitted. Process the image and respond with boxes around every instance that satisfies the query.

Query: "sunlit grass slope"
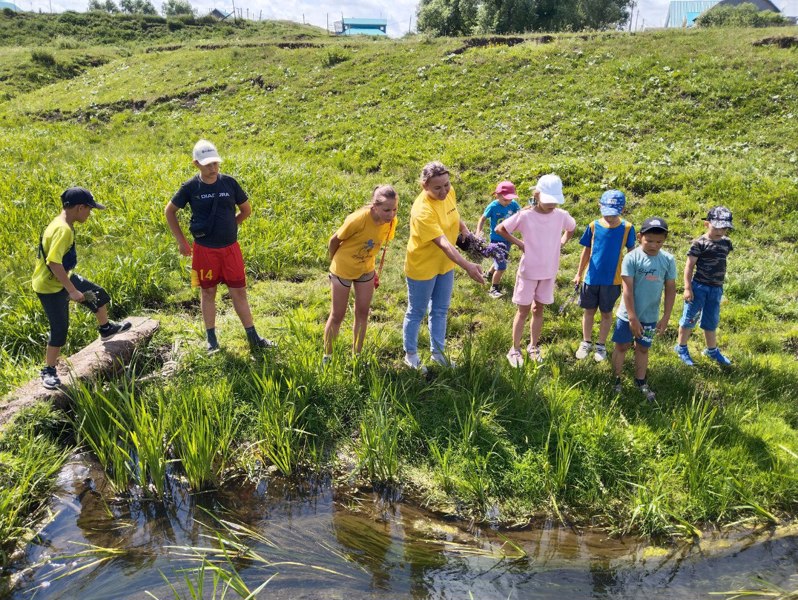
[0,25,797,545]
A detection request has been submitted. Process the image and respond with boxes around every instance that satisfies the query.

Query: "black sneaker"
[41,366,61,390]
[250,336,277,351]
[99,320,132,341]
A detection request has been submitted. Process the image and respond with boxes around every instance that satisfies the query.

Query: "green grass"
[0,23,797,567]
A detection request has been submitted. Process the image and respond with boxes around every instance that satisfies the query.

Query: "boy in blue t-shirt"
[673,206,734,367]
[475,180,521,298]
[573,190,635,362]
[611,217,677,402]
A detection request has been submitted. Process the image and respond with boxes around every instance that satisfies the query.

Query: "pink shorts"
[512,275,555,306]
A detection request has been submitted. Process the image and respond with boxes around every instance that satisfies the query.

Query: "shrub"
[697,3,790,27]
[320,48,350,68]
[54,35,82,48]
[30,49,56,66]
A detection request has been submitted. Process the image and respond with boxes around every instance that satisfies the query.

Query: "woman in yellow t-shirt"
[403,162,485,371]
[323,185,399,364]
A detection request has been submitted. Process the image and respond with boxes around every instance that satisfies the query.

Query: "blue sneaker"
[703,347,732,366]
[674,344,695,366]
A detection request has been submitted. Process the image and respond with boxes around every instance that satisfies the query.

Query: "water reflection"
[7,455,798,600]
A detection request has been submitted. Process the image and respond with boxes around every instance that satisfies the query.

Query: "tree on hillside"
[120,0,157,14]
[696,2,789,27]
[88,0,120,13]
[162,0,195,17]
[418,0,631,35]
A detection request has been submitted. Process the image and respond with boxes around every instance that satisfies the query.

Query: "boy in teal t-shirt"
[475,180,521,298]
[611,217,676,402]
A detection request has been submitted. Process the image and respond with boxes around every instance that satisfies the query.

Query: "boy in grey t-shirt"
[674,206,734,367]
[611,217,677,401]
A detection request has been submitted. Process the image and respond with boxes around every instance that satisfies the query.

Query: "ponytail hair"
[370,184,397,207]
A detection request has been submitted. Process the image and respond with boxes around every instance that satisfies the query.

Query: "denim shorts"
[612,318,657,348]
[579,283,621,313]
[679,281,722,331]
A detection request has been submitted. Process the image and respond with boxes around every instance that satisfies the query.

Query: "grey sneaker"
[322,354,332,367]
[506,348,524,368]
[431,352,456,368]
[527,344,543,363]
[40,366,61,390]
[207,341,221,355]
[575,340,592,360]
[488,287,504,299]
[404,353,428,374]
[613,381,623,395]
[99,320,132,341]
[593,344,608,362]
[250,336,277,351]
[636,381,656,402]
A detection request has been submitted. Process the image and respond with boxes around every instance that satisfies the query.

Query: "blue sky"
[21,0,798,33]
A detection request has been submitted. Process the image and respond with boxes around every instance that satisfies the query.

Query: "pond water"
[8,455,798,600]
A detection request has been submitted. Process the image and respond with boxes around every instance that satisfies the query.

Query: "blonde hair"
[371,184,397,207]
[419,161,450,185]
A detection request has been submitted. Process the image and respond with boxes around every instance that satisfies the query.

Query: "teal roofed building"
[0,1,22,10]
[664,0,721,26]
[333,17,388,36]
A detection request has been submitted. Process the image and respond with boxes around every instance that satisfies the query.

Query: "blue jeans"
[403,270,455,355]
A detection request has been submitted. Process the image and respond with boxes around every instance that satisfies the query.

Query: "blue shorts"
[579,283,621,313]
[612,318,657,349]
[490,240,511,271]
[679,281,722,331]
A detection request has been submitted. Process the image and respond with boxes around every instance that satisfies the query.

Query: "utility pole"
[628,0,636,31]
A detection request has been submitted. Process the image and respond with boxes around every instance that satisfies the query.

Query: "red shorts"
[191,242,246,289]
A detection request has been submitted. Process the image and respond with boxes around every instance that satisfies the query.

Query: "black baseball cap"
[639,216,668,234]
[61,187,106,210]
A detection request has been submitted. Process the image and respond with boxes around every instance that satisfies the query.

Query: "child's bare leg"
[200,285,218,329]
[529,302,545,347]
[93,305,109,327]
[229,286,254,328]
[493,269,505,285]
[634,344,649,380]
[324,278,350,355]
[351,280,375,354]
[45,345,61,368]
[597,311,613,345]
[703,329,717,348]
[582,308,597,342]
[612,342,631,376]
[512,304,531,349]
[677,325,692,345]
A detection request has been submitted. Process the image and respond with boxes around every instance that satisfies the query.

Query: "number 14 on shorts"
[191,268,214,287]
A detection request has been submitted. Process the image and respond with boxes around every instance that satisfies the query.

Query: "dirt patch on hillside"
[449,35,553,55]
[35,82,230,122]
[754,36,798,48]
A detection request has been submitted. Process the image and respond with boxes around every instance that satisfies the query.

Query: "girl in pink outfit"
[496,174,576,366]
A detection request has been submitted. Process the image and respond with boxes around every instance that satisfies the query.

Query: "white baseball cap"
[535,174,565,205]
[192,139,222,165]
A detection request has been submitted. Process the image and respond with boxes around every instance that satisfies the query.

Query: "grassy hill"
[1,22,798,561]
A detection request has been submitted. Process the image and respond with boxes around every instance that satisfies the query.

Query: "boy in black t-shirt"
[674,206,734,366]
[165,140,275,354]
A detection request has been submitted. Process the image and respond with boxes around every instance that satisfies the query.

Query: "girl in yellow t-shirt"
[323,185,398,364]
[402,162,485,372]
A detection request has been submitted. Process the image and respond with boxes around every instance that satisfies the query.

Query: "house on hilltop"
[664,0,783,26]
[332,17,387,36]
[208,8,231,20]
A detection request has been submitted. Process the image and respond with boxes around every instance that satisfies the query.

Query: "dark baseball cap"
[639,216,668,234]
[61,187,105,210]
[706,206,733,229]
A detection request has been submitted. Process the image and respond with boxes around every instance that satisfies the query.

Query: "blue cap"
[599,190,626,216]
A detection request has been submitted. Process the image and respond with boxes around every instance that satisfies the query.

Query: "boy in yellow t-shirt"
[32,187,131,390]
[323,185,398,364]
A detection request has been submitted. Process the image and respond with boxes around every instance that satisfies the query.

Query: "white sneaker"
[431,352,456,368]
[593,344,607,362]
[527,344,543,363]
[506,348,524,368]
[575,340,592,360]
[404,353,428,374]
[488,287,504,299]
